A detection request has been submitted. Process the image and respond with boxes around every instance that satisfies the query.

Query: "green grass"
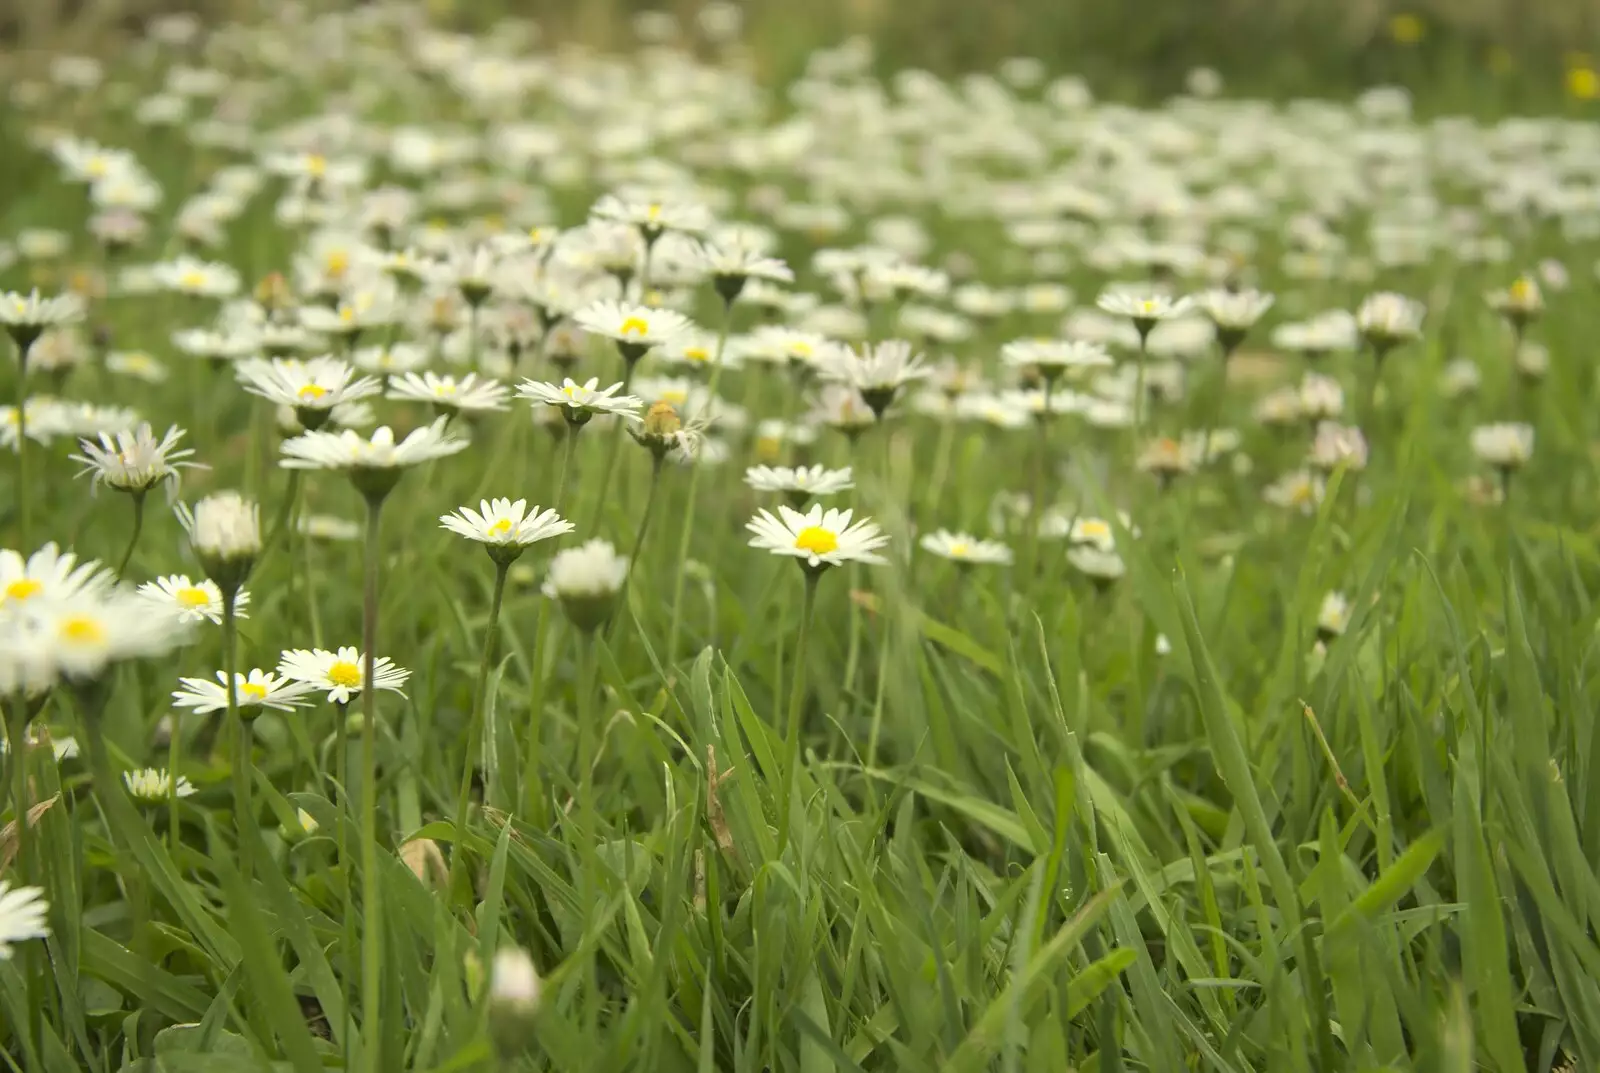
[1,4,1598,1073]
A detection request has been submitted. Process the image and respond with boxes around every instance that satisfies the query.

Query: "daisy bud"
[254,272,294,315]
[488,947,542,1058]
[542,539,628,633]
[629,401,685,460]
[177,491,260,596]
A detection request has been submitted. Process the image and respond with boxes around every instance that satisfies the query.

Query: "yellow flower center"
[298,383,329,401]
[179,270,207,290]
[756,436,780,460]
[176,586,211,608]
[949,541,971,557]
[1389,13,1424,43]
[646,203,663,220]
[327,660,362,688]
[1139,299,1159,314]
[325,250,350,278]
[619,316,650,337]
[1510,279,1534,303]
[792,343,813,357]
[4,578,43,601]
[561,384,578,398]
[489,518,512,536]
[339,307,356,323]
[663,389,688,405]
[306,154,327,178]
[794,526,838,556]
[1290,482,1315,505]
[1080,521,1109,541]
[241,682,268,702]
[59,615,104,644]
[684,347,708,362]
[87,158,109,177]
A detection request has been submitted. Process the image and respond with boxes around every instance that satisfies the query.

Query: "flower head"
[1486,276,1543,326]
[138,575,247,625]
[919,530,1013,566]
[150,255,240,299]
[277,646,411,705]
[488,946,543,1057]
[747,503,889,572]
[388,371,510,414]
[817,339,929,417]
[517,377,644,426]
[122,768,197,802]
[0,543,112,608]
[591,195,710,240]
[1096,289,1194,336]
[441,498,573,561]
[71,423,200,497]
[176,491,260,592]
[1354,292,1425,349]
[1194,288,1275,350]
[0,289,85,350]
[694,240,794,305]
[0,587,190,693]
[1309,421,1369,472]
[1001,338,1114,381]
[280,418,470,495]
[1471,422,1534,471]
[1317,592,1351,641]
[744,464,854,502]
[237,357,381,427]
[541,539,628,632]
[573,299,693,364]
[172,668,316,716]
[0,882,50,959]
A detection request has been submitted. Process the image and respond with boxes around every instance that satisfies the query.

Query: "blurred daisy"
[744,464,854,503]
[0,587,190,692]
[1309,422,1369,472]
[817,339,929,416]
[517,377,644,425]
[0,289,85,350]
[237,357,381,427]
[0,543,111,606]
[1001,338,1113,382]
[694,239,793,305]
[747,504,889,571]
[591,195,710,241]
[297,514,362,542]
[541,539,629,632]
[280,418,469,474]
[1263,470,1327,514]
[277,646,411,705]
[1485,276,1543,328]
[1096,289,1193,339]
[387,371,510,414]
[1068,546,1125,587]
[1316,592,1351,641]
[1471,422,1534,472]
[1194,288,1275,351]
[71,422,199,497]
[138,575,247,624]
[919,530,1013,566]
[171,668,316,714]
[1354,292,1424,351]
[106,351,169,382]
[150,255,240,299]
[122,768,197,802]
[573,299,693,364]
[0,882,50,959]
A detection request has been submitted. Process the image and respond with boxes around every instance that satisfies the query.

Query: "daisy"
[0,587,190,692]
[541,539,629,632]
[1317,592,1351,641]
[441,498,573,554]
[572,299,693,364]
[817,339,929,416]
[149,255,240,299]
[810,384,878,437]
[70,423,199,497]
[175,491,260,574]
[590,194,710,241]
[1471,422,1534,472]
[0,882,49,959]
[1486,276,1543,328]
[516,377,644,426]
[354,343,430,374]
[298,514,362,542]
[1000,338,1114,382]
[236,357,382,427]
[1068,546,1126,587]
[743,325,828,369]
[277,646,411,705]
[138,575,247,625]
[1354,292,1425,351]
[1309,422,1369,472]
[0,289,86,351]
[1194,288,1275,351]
[1095,289,1194,339]
[694,239,794,305]
[171,668,316,714]
[0,543,112,607]
[747,503,889,572]
[744,464,854,501]
[387,371,511,414]
[490,946,542,1021]
[1263,469,1327,515]
[280,418,470,481]
[122,768,197,802]
[298,288,399,342]
[919,530,1013,566]
[106,351,170,382]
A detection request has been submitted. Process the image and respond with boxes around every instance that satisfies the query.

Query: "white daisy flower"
[0,543,112,607]
[138,575,247,625]
[236,357,382,422]
[387,371,511,413]
[0,882,50,959]
[817,339,929,414]
[280,417,470,473]
[122,768,197,802]
[106,351,170,382]
[541,539,629,632]
[1309,422,1369,472]
[149,255,240,298]
[1317,592,1352,640]
[171,668,316,714]
[353,343,429,374]
[175,491,261,565]
[590,194,711,239]
[1000,338,1114,379]
[516,377,644,425]
[1471,422,1534,471]
[1194,288,1275,333]
[0,289,85,349]
[1485,276,1543,325]
[1263,469,1327,514]
[1069,546,1126,585]
[277,646,411,705]
[1095,289,1194,336]
[297,514,362,542]
[1354,292,1425,349]
[746,503,889,571]
[919,530,1013,566]
[693,239,794,304]
[441,498,574,549]
[0,588,190,693]
[572,299,693,362]
[70,422,199,498]
[744,464,854,499]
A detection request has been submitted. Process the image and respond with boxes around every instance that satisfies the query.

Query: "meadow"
[1,3,1598,1072]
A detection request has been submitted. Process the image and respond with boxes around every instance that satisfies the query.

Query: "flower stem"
[14,339,33,548]
[1132,334,1149,443]
[618,458,664,607]
[521,434,577,819]
[114,490,147,579]
[776,572,819,853]
[222,588,253,881]
[5,696,30,884]
[358,493,386,1073]
[447,558,509,909]
[257,469,302,570]
[575,631,602,1027]
[665,306,733,661]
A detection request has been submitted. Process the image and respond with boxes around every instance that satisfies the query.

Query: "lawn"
[0,4,1596,1072]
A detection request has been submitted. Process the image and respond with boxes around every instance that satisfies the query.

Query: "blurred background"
[1,0,1597,110]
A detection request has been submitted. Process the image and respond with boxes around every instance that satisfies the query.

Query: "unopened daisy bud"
[629,400,686,460]
[488,947,543,1058]
[254,272,294,315]
[1486,276,1542,330]
[1316,592,1351,643]
[542,539,628,632]
[176,491,260,596]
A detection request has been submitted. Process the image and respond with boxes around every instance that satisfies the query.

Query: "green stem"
[619,458,664,599]
[666,306,734,661]
[222,589,253,882]
[166,708,182,856]
[359,493,386,1073]
[777,572,819,853]
[575,632,601,1030]
[257,469,302,570]
[521,434,578,819]
[1132,334,1149,444]
[447,559,510,908]
[15,339,32,548]
[114,491,147,579]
